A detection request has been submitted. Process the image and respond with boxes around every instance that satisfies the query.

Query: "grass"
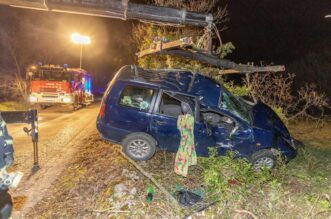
[0,101,29,111]
[137,121,331,218]
[25,121,331,218]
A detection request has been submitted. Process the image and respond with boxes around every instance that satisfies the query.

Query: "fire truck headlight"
[62,97,72,103]
[29,95,38,103]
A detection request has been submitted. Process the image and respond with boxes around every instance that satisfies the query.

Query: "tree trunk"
[0,0,212,27]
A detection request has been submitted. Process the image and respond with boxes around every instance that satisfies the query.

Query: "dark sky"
[0,0,330,93]
[224,0,331,64]
[0,6,135,86]
[224,0,331,97]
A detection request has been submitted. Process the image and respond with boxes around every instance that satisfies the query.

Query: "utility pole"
[70,33,90,69]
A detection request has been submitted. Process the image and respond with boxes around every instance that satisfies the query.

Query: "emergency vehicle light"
[62,97,72,103]
[29,95,38,103]
[84,76,91,94]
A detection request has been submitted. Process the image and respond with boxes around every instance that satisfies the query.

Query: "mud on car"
[97,65,297,169]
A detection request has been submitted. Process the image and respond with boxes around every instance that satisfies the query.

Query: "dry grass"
[25,121,331,218]
[0,101,28,111]
[25,133,179,218]
[12,196,28,211]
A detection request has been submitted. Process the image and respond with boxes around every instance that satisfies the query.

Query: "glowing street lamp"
[70,33,91,69]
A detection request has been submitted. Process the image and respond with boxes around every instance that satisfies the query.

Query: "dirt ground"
[25,132,176,218]
[5,105,100,218]
[15,120,331,219]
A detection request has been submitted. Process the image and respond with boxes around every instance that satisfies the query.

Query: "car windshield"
[42,70,68,81]
[219,87,251,124]
[32,70,68,81]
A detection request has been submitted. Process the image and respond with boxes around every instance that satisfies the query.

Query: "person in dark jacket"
[0,114,14,170]
[0,113,14,219]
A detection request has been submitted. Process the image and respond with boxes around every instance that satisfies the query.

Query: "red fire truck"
[26,64,94,109]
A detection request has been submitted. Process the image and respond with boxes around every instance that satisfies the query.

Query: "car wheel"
[122,133,156,161]
[251,149,276,170]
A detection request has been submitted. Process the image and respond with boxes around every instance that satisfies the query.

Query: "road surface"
[6,104,100,218]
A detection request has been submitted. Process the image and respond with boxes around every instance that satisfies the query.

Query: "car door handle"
[154,120,167,125]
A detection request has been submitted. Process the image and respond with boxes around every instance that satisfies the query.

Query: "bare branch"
[246,72,329,122]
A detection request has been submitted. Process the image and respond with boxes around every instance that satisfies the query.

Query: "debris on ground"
[25,132,178,218]
[25,123,331,218]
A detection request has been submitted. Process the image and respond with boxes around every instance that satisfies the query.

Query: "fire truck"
[26,64,94,109]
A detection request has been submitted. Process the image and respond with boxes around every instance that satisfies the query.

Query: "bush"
[246,72,329,122]
[223,81,250,97]
[0,73,27,101]
[200,148,284,200]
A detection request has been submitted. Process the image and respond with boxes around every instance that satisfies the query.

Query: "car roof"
[116,65,192,92]
[115,65,222,107]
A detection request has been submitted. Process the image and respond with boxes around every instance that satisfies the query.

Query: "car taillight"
[99,98,106,119]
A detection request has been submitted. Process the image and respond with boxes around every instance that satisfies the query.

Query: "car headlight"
[29,95,38,103]
[62,97,72,103]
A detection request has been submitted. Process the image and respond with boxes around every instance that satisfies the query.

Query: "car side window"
[159,92,195,118]
[119,86,154,111]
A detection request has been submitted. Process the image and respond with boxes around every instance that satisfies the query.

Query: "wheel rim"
[127,139,150,159]
[254,157,274,169]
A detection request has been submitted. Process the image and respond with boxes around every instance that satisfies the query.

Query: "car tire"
[251,149,276,170]
[122,133,156,161]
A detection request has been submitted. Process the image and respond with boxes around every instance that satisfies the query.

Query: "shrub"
[246,72,329,122]
[200,148,283,200]
[223,81,250,97]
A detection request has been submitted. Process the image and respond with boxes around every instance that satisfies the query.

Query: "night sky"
[0,6,135,90]
[224,0,331,64]
[0,0,330,94]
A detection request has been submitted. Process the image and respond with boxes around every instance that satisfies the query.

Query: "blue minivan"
[97,65,297,169]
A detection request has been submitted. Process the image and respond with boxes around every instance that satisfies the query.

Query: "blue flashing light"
[84,75,92,94]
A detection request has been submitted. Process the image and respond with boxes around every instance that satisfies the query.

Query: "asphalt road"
[6,104,100,218]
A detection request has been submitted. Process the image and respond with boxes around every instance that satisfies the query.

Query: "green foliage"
[223,81,250,97]
[216,42,236,58]
[134,24,301,124]
[134,22,236,73]
[200,148,283,200]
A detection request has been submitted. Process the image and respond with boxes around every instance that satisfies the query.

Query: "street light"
[70,33,91,69]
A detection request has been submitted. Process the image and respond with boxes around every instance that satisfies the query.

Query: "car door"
[149,91,182,152]
[194,121,217,156]
[150,91,215,154]
[106,81,157,142]
[225,123,255,156]
[201,110,254,156]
